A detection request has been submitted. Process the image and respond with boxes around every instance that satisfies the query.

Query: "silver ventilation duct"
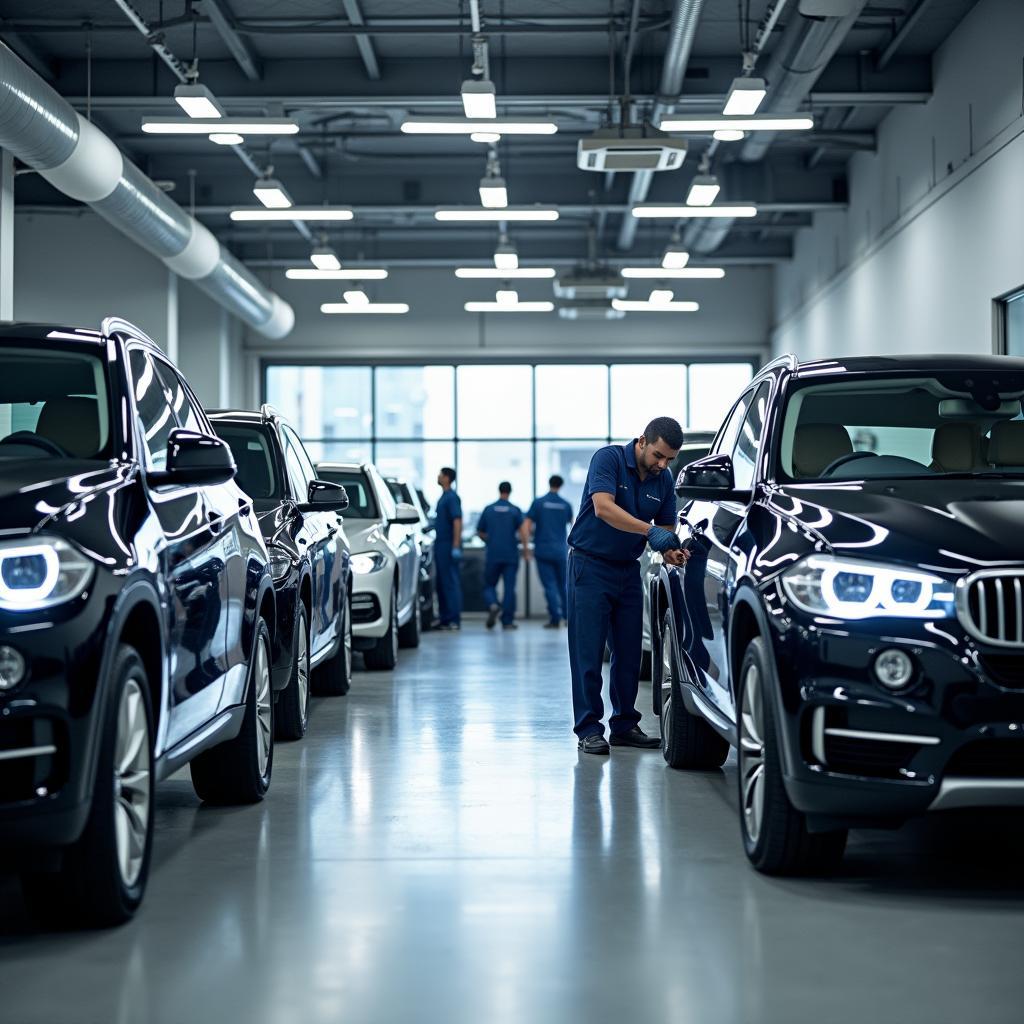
[0,40,294,340]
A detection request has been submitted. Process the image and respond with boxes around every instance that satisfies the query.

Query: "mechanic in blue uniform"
[434,466,463,631]
[476,481,529,630]
[568,417,689,754]
[524,474,574,628]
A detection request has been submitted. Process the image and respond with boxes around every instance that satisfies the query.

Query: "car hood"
[0,458,132,532]
[768,478,1024,571]
[342,517,387,552]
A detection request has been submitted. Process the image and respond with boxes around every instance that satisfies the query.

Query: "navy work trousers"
[435,545,462,627]
[535,554,567,624]
[483,560,518,625]
[567,549,643,739]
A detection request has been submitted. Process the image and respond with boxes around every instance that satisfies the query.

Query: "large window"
[265,360,755,532]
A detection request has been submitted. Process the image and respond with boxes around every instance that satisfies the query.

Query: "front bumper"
[351,561,394,641]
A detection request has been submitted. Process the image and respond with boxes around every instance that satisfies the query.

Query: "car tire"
[398,591,421,649]
[21,644,155,927]
[313,592,353,696]
[659,610,729,770]
[364,584,399,670]
[738,635,847,876]
[190,619,274,805]
[276,603,310,741]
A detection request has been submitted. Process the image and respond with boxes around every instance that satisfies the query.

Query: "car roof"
[208,409,267,424]
[0,318,162,352]
[318,461,368,472]
[791,354,1024,377]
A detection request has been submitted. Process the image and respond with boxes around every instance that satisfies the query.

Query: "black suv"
[656,354,1024,875]
[0,319,275,924]
[211,407,353,738]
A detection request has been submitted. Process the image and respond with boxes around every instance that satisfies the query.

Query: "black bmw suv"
[655,354,1024,875]
[211,407,353,739]
[0,319,275,924]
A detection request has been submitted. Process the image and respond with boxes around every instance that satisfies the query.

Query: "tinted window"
[712,391,752,458]
[282,425,317,486]
[320,469,378,518]
[214,424,281,499]
[731,382,771,490]
[155,361,206,434]
[128,348,176,470]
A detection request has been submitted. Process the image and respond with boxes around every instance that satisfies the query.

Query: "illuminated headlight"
[0,538,94,611]
[351,552,387,574]
[781,555,955,620]
[269,548,295,583]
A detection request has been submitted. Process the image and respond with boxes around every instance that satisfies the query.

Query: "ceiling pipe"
[0,40,293,338]
[616,0,705,251]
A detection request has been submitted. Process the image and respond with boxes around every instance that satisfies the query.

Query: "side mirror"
[676,454,751,503]
[391,501,421,525]
[150,429,236,488]
[299,479,349,512]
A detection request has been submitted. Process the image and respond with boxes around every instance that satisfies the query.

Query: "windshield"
[779,371,1024,481]
[0,343,111,460]
[318,469,378,518]
[213,423,282,499]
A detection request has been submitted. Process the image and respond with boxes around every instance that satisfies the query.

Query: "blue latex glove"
[451,547,463,561]
[647,525,681,553]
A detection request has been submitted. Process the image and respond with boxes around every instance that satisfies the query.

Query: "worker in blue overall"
[568,417,689,754]
[525,474,574,628]
[434,466,463,631]
[476,481,528,630]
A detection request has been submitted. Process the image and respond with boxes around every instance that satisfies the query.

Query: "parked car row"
[0,318,432,927]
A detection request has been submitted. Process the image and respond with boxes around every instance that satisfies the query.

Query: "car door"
[128,346,225,748]
[374,467,417,618]
[682,382,771,721]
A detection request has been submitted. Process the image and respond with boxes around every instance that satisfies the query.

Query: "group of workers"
[430,416,689,754]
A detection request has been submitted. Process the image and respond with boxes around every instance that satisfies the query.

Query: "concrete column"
[0,150,14,322]
[218,310,233,408]
[165,270,179,363]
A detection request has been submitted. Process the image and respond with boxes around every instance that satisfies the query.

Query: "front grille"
[958,570,1024,646]
[824,734,918,778]
[945,739,1024,778]
[0,716,66,803]
[351,593,381,624]
[977,654,1024,690]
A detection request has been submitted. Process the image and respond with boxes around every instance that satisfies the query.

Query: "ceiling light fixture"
[611,298,700,312]
[648,289,674,304]
[252,175,292,209]
[141,117,299,135]
[631,204,756,219]
[723,77,767,116]
[455,267,555,279]
[464,300,555,313]
[479,174,508,209]
[496,289,519,306]
[310,246,341,271]
[173,82,225,119]
[621,267,725,279]
[471,132,502,144]
[662,244,689,269]
[658,115,813,132]
[343,289,370,306]
[461,79,497,119]
[435,207,559,222]
[686,174,721,207]
[713,129,746,142]
[209,132,244,145]
[286,268,387,280]
[322,302,409,315]
[401,119,558,136]
[493,238,519,270]
[231,207,355,222]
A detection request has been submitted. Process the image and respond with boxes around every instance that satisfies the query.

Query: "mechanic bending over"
[476,481,530,630]
[567,417,689,755]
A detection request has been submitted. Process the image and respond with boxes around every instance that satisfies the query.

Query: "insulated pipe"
[616,0,705,250]
[0,40,294,339]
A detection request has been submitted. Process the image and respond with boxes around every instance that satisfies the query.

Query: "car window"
[154,361,206,434]
[318,470,378,518]
[712,390,753,458]
[214,423,282,499]
[282,425,318,486]
[128,348,176,470]
[370,467,397,519]
[731,382,771,490]
[280,432,309,501]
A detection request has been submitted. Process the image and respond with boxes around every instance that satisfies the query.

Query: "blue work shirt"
[477,499,524,563]
[435,489,463,546]
[567,440,676,563]
[526,493,573,560]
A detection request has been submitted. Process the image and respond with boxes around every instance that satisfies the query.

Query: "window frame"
[994,285,1024,356]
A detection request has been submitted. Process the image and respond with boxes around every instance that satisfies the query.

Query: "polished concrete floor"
[2,622,1024,1023]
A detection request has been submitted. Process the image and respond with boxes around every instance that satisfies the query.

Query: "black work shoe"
[437,622,461,632]
[578,734,610,755]
[486,603,500,629]
[543,620,561,629]
[609,726,660,749]
[502,622,518,631]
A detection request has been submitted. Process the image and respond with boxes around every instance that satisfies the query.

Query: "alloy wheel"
[254,636,272,779]
[739,661,766,846]
[297,618,310,729]
[114,678,151,888]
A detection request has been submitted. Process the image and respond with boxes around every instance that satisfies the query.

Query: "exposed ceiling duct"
[0,40,294,339]
[616,0,705,251]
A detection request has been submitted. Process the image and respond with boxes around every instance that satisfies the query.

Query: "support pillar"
[165,270,179,363]
[0,150,14,323]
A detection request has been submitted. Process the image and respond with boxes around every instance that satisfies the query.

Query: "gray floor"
[2,622,1024,1024]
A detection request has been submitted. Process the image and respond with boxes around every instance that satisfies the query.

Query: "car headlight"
[0,538,94,611]
[269,547,295,583]
[351,551,387,575]
[781,555,955,620]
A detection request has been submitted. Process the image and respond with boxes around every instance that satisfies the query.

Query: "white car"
[316,462,422,670]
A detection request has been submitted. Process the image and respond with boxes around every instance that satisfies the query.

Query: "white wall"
[772,0,1024,360]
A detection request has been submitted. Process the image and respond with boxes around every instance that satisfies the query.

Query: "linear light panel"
[141,117,299,135]
[631,205,756,219]
[322,303,409,314]
[401,119,558,135]
[611,299,699,312]
[455,268,556,279]
[621,267,725,279]
[435,207,559,222]
[658,116,813,132]
[230,208,355,221]
[286,268,387,280]
[464,301,555,312]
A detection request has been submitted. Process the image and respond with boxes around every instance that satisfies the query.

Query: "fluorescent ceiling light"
[479,175,508,209]
[343,289,370,306]
[621,267,725,279]
[455,268,554,279]
[322,302,409,315]
[723,77,767,116]
[310,247,341,271]
[658,115,813,132]
[286,268,387,280]
[141,117,299,135]
[209,132,244,145]
[401,119,558,135]
[231,207,355,222]
[435,207,559,222]
[253,177,292,209]
[495,289,519,306]
[631,204,756,219]
[713,128,745,142]
[662,246,689,269]
[611,299,700,312]
[493,242,518,270]
[464,301,555,312]
[648,289,674,304]
[173,83,225,119]
[461,79,497,119]
[686,174,721,207]
[471,132,502,143]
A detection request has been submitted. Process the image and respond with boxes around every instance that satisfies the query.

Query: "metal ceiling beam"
[202,0,262,81]
[341,0,381,81]
[875,0,936,71]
